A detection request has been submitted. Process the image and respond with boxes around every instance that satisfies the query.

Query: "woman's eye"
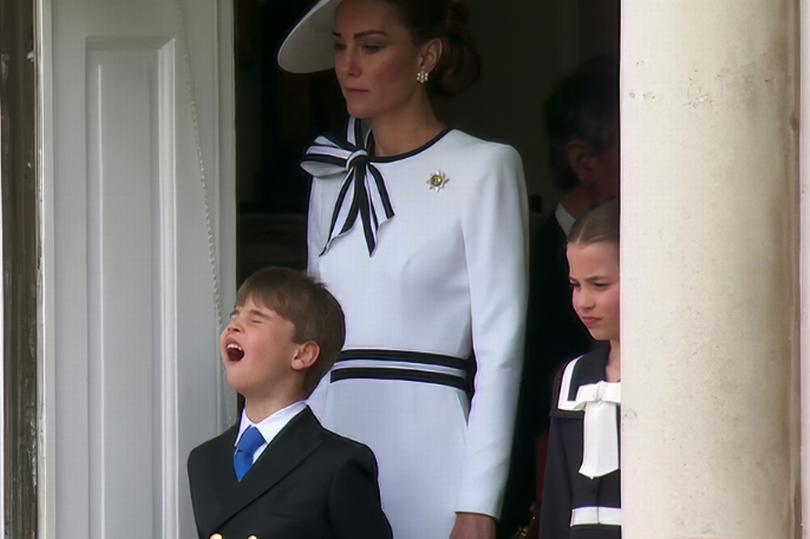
[362,44,383,53]
[333,43,346,52]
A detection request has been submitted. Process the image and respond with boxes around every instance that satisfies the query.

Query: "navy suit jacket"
[187,406,392,539]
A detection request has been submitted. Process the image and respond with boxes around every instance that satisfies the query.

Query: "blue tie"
[233,426,265,482]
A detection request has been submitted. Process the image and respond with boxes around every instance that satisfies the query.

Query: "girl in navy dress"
[539,200,621,538]
[277,1,528,538]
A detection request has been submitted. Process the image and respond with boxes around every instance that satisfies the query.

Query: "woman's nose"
[336,48,358,78]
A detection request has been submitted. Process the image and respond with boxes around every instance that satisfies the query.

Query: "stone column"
[621,1,800,538]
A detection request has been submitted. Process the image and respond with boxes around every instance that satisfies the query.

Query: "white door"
[39,0,236,536]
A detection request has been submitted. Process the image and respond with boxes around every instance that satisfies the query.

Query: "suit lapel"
[213,407,324,526]
[192,423,240,536]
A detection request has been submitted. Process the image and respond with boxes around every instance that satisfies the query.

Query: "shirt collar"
[235,401,308,447]
[555,202,577,237]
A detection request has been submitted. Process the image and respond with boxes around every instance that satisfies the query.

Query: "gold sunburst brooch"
[427,170,449,192]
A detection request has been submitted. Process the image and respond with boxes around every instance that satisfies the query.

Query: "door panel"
[47,1,235,537]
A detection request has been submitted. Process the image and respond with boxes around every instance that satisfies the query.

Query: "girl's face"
[333,0,428,120]
[567,240,620,343]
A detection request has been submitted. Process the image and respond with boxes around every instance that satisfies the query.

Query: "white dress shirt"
[234,401,308,464]
[555,202,577,237]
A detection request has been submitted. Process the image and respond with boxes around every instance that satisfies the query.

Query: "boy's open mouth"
[227,343,244,361]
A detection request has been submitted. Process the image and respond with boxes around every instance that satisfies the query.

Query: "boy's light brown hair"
[235,267,345,396]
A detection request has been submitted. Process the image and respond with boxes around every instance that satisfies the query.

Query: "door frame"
[34,0,237,536]
[1,0,38,537]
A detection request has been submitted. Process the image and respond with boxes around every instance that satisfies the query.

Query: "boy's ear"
[291,341,320,372]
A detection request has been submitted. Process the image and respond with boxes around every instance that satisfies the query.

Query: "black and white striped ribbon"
[300,118,395,256]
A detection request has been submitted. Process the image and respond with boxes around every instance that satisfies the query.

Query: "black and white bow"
[300,118,395,256]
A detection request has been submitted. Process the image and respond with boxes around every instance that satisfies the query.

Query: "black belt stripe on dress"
[331,349,475,399]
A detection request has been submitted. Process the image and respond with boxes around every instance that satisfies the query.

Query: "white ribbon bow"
[571,381,621,479]
[300,118,394,256]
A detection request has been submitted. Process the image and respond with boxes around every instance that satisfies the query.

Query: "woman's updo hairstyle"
[567,198,620,247]
[382,0,482,97]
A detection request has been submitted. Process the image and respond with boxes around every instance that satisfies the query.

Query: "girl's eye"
[333,43,346,52]
[362,44,384,53]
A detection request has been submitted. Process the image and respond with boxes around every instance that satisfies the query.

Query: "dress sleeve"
[454,144,529,517]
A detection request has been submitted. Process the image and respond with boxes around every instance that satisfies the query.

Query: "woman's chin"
[342,99,374,121]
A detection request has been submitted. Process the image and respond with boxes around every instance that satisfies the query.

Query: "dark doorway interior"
[234,0,346,283]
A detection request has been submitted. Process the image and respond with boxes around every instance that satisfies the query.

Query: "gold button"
[209,534,222,539]
[248,536,258,539]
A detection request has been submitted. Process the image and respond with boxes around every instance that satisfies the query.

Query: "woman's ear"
[291,341,320,371]
[419,37,443,74]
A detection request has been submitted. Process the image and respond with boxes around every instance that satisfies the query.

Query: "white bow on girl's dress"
[569,381,621,479]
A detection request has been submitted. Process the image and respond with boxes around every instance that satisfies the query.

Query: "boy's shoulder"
[188,406,373,468]
[188,422,238,467]
[187,406,391,539]
[302,407,378,464]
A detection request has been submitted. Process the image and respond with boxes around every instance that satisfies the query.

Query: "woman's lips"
[227,343,244,362]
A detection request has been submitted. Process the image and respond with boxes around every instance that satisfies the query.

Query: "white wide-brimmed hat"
[277,0,343,74]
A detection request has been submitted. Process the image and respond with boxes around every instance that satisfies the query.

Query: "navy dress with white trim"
[539,346,621,539]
